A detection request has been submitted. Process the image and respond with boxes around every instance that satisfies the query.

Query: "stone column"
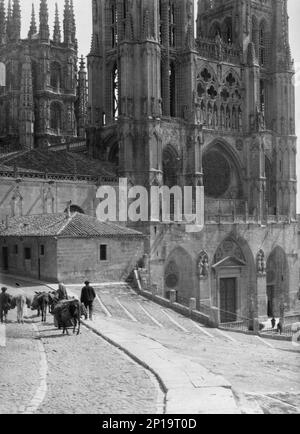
[257,274,267,317]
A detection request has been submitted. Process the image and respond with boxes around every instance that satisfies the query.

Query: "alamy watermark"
[96,178,203,226]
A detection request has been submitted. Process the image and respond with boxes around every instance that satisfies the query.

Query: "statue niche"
[197,251,209,279]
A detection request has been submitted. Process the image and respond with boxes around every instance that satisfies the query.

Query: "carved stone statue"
[198,252,209,278]
[257,250,266,275]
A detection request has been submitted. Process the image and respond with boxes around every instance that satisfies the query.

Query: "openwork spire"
[70,0,76,44]
[63,0,72,44]
[12,0,21,41]
[28,3,37,39]
[6,0,13,41]
[39,0,49,41]
[0,0,6,45]
[53,3,61,43]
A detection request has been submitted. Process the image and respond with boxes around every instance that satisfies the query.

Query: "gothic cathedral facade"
[0,0,87,152]
[87,0,299,323]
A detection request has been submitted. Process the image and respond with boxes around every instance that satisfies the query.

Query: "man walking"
[80,281,96,321]
[0,287,11,323]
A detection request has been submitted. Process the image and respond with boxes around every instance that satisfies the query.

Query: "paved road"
[70,283,300,414]
[1,275,300,414]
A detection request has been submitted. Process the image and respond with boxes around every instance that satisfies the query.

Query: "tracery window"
[195,68,243,132]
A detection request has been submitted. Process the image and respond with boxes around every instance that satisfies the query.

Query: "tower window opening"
[159,0,162,44]
[169,62,176,117]
[259,25,266,66]
[50,102,62,131]
[112,64,119,119]
[122,0,127,36]
[169,2,175,47]
[111,3,118,47]
[260,80,265,113]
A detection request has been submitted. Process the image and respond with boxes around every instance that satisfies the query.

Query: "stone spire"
[28,4,37,39]
[0,0,6,45]
[53,3,61,43]
[39,0,49,41]
[6,0,13,41]
[70,0,76,45]
[77,55,87,138]
[63,0,72,45]
[11,0,21,41]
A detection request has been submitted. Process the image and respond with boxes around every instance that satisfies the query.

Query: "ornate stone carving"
[197,251,209,279]
[257,250,266,276]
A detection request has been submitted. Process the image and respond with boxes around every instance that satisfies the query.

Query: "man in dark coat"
[80,281,96,321]
[0,287,11,323]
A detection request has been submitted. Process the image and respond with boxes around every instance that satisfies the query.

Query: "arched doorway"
[212,237,256,324]
[164,247,195,307]
[266,247,289,317]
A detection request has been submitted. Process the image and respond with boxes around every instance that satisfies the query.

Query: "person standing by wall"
[80,281,96,321]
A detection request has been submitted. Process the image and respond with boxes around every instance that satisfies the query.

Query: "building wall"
[0,236,58,282]
[0,176,97,222]
[57,237,144,283]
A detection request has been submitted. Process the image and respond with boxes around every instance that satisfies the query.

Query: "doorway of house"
[2,247,8,271]
[267,285,275,317]
[220,278,237,323]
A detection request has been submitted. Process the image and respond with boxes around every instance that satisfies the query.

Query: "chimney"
[5,215,9,229]
[66,200,72,219]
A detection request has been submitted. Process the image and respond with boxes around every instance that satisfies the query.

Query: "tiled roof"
[0,149,117,178]
[0,213,144,239]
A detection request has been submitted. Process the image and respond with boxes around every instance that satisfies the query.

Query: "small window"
[40,245,45,256]
[100,245,108,261]
[14,245,18,255]
[24,247,31,260]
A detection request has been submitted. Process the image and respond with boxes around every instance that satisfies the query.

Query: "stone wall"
[0,236,58,282]
[0,176,97,222]
[57,237,145,284]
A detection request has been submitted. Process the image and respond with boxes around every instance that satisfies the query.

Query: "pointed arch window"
[112,63,119,119]
[169,1,175,47]
[252,16,259,57]
[50,102,62,131]
[223,18,233,44]
[111,1,118,47]
[50,62,62,89]
[259,24,266,66]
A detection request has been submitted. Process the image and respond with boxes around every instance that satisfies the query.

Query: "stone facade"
[86,0,299,322]
[0,0,88,152]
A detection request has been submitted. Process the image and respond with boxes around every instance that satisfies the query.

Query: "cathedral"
[0,0,87,152]
[86,0,299,323]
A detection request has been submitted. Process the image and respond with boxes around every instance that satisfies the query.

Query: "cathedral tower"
[0,0,88,151]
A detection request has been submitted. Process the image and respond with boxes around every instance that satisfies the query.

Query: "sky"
[5,0,300,207]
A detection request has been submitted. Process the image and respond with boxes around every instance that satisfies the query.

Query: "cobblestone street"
[0,274,299,414]
[0,277,163,415]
